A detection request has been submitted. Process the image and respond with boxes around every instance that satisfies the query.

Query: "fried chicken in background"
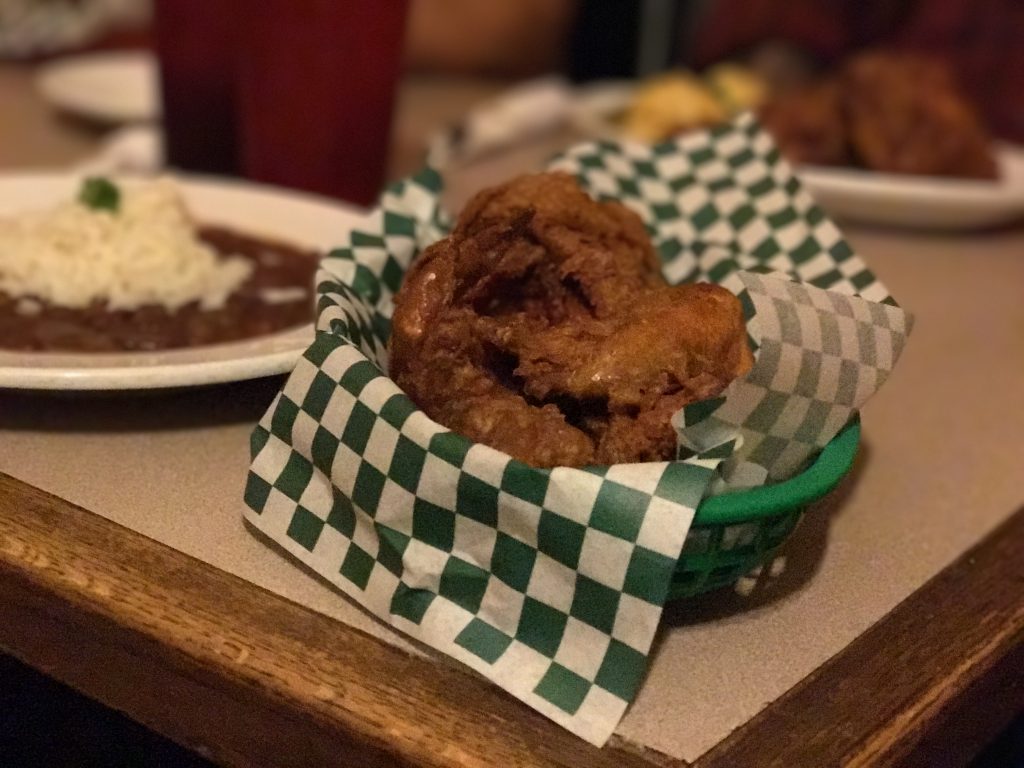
[693,0,1024,144]
[757,81,849,167]
[389,172,752,468]
[841,52,997,179]
[758,51,998,179]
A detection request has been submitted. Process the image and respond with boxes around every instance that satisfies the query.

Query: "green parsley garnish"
[78,177,121,213]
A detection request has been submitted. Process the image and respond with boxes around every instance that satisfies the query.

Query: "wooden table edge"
[1,471,1022,767]
[696,504,1024,768]
[0,472,658,768]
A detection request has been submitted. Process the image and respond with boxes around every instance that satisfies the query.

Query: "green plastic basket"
[669,419,860,600]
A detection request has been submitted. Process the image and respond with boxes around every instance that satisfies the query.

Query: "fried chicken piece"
[392,307,597,467]
[841,52,998,179]
[758,81,850,167]
[454,172,664,318]
[501,283,751,408]
[388,172,752,468]
[598,391,705,464]
[389,220,595,467]
[758,51,997,180]
[492,283,752,464]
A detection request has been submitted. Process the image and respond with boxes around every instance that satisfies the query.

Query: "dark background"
[2,651,1022,767]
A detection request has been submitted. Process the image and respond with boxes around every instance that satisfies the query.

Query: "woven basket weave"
[670,418,860,600]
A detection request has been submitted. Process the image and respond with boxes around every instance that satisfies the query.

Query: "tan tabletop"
[1,62,1023,767]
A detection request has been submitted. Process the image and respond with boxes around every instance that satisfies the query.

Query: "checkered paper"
[243,113,911,746]
[676,271,912,484]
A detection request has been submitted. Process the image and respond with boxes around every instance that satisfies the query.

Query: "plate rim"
[0,339,307,391]
[35,50,160,124]
[798,148,1023,206]
[566,79,1024,225]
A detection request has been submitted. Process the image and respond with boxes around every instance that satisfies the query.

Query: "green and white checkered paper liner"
[244,113,911,745]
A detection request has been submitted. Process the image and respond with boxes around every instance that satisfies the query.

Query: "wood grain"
[696,507,1024,768]
[2,470,1022,767]
[0,472,662,768]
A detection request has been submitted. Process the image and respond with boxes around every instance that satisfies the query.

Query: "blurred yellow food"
[705,63,767,112]
[621,65,768,142]
[621,71,726,142]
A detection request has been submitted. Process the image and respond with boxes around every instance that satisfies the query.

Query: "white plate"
[798,146,1024,229]
[568,81,1024,230]
[567,80,637,142]
[0,173,366,390]
[36,51,160,124]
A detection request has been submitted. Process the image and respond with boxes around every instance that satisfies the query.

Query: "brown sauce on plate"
[0,226,319,352]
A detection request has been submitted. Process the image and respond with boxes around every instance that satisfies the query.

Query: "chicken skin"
[388,173,752,468]
[493,284,752,463]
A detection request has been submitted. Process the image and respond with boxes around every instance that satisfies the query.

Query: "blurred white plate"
[568,81,1024,230]
[0,173,365,390]
[36,51,160,124]
[567,80,637,141]
[799,146,1024,229]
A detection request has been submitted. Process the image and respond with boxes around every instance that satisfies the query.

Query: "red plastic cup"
[154,0,241,176]
[237,1,409,206]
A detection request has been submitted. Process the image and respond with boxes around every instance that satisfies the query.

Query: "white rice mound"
[0,179,253,311]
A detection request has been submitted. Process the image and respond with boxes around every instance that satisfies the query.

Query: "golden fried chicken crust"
[388,172,752,468]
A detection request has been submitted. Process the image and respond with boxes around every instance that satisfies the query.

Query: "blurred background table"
[0,63,103,166]
[1,60,1023,767]
[0,62,510,180]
